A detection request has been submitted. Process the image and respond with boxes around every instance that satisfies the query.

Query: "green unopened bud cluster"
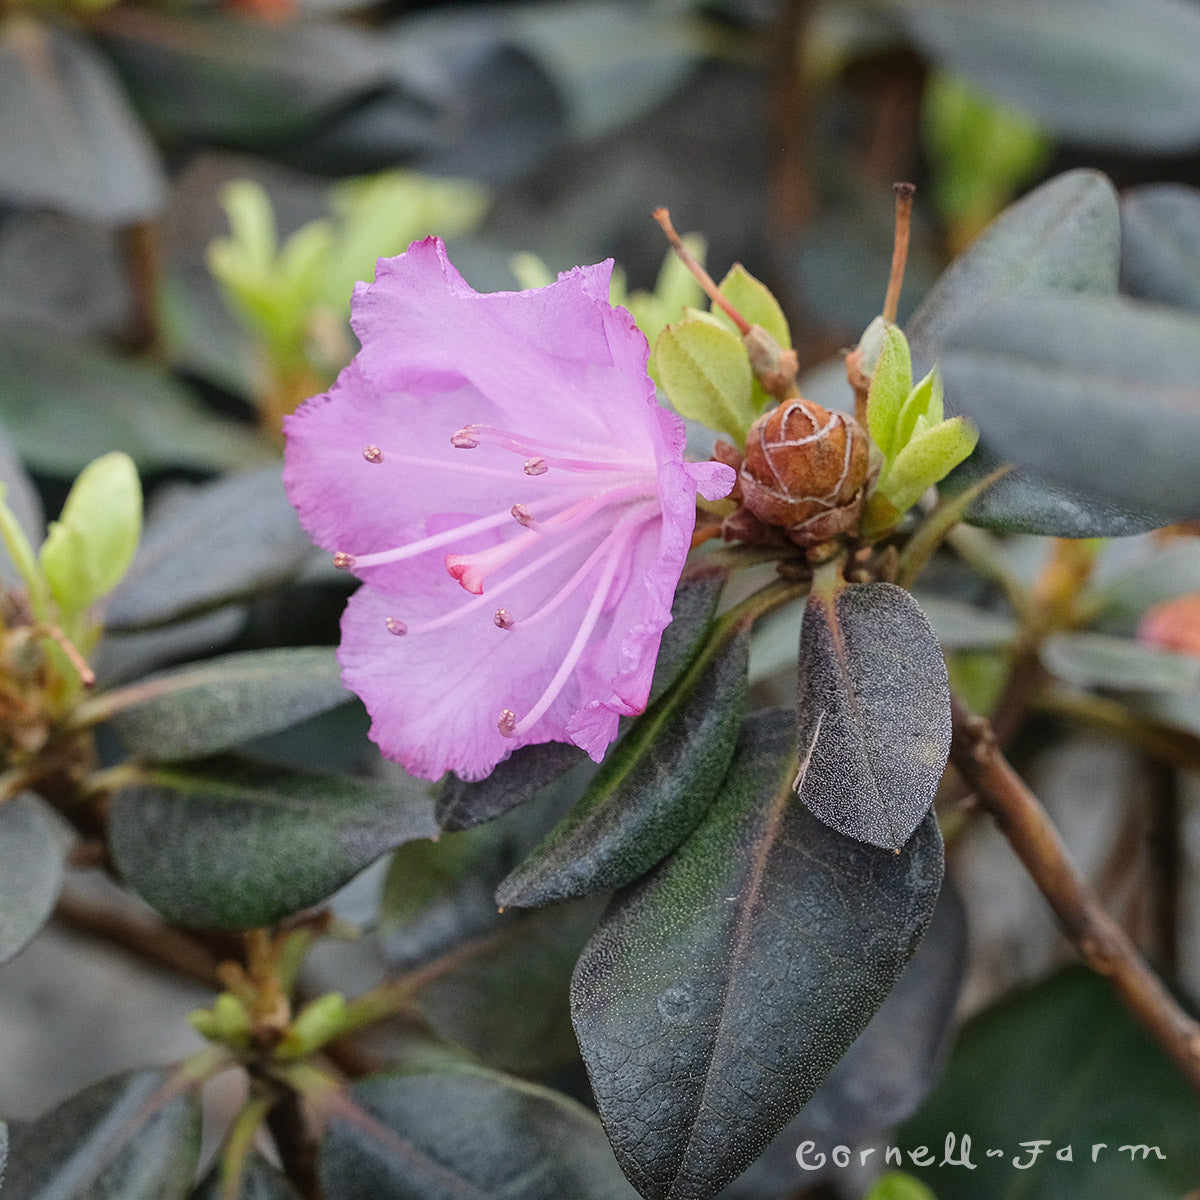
[189,989,352,1062]
[862,322,978,535]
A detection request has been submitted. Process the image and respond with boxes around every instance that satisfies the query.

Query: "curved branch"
[949,693,1200,1096]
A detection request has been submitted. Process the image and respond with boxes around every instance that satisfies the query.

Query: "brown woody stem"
[949,694,1200,1096]
[882,182,916,324]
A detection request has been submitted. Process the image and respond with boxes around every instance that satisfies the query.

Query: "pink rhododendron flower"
[283,237,734,780]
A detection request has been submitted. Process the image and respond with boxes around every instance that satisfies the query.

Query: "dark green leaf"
[912,592,1017,650]
[940,447,1165,537]
[191,1151,302,1199]
[908,168,1120,347]
[381,792,568,971]
[436,743,587,834]
[648,567,731,707]
[434,568,727,833]
[94,608,248,688]
[0,794,63,965]
[1040,632,1200,693]
[382,781,597,1073]
[720,882,967,1199]
[320,1067,639,1200]
[908,169,1151,536]
[572,709,944,1200]
[901,967,1200,1199]
[795,581,951,850]
[109,758,437,929]
[505,5,699,142]
[0,323,270,477]
[1121,184,1200,313]
[92,647,348,762]
[415,898,605,1075]
[3,1068,201,1200]
[106,467,313,632]
[96,9,385,148]
[496,623,749,908]
[936,294,1200,520]
[0,25,164,223]
[892,0,1200,150]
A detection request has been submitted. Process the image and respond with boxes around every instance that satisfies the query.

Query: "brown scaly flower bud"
[738,399,870,546]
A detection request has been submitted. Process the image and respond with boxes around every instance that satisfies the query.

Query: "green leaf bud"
[189,992,253,1049]
[866,324,914,459]
[39,452,142,619]
[655,318,758,445]
[877,415,979,515]
[276,992,351,1060]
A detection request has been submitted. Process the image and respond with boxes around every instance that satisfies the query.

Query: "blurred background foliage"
[4,0,1200,1197]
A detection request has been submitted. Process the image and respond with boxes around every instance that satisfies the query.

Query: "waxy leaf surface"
[893,0,1200,150]
[2,1069,200,1200]
[907,169,1160,536]
[0,324,268,478]
[936,294,1200,520]
[320,1068,639,1200]
[0,26,164,223]
[795,582,951,850]
[1120,184,1200,313]
[0,794,62,965]
[902,967,1200,1198]
[110,758,436,929]
[97,646,349,762]
[106,467,315,631]
[572,710,944,1200]
[496,624,749,908]
[719,882,967,1198]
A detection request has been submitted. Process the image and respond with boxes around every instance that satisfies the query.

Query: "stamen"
[516,510,649,630]
[385,617,407,636]
[385,524,600,639]
[347,508,522,572]
[354,450,529,483]
[498,709,517,737]
[494,609,515,630]
[508,531,628,738]
[363,444,383,463]
[452,423,646,475]
[333,552,355,570]
[511,503,535,527]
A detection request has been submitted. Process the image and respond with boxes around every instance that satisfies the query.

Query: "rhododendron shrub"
[6,169,1200,1200]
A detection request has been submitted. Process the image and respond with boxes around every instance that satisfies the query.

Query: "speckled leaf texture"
[795,581,952,850]
[570,709,944,1200]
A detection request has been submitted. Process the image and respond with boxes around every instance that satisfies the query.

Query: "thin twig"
[949,694,1200,1096]
[1144,755,1182,974]
[54,885,228,988]
[652,208,750,334]
[883,182,915,323]
[120,219,163,354]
